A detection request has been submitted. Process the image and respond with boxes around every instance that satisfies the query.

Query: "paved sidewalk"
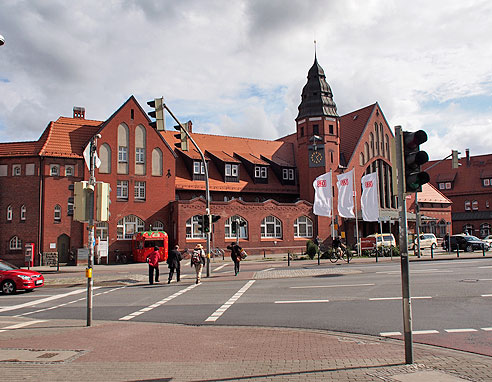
[0,318,491,381]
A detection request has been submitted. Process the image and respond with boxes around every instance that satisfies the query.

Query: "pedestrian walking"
[227,242,243,276]
[146,246,160,285]
[191,244,206,284]
[167,244,182,284]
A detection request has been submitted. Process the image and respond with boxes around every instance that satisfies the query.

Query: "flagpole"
[330,170,335,240]
[353,168,361,257]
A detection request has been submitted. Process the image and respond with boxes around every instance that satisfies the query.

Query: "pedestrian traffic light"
[147,97,164,131]
[402,130,430,193]
[203,214,211,234]
[96,182,111,222]
[173,121,189,151]
[231,221,237,235]
[73,181,93,222]
[196,215,204,234]
[452,150,460,169]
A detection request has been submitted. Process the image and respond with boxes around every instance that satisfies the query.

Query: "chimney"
[186,120,192,133]
[73,106,85,119]
[466,148,470,166]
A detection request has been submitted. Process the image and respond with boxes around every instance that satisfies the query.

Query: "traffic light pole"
[395,126,413,364]
[163,104,212,277]
[87,136,97,326]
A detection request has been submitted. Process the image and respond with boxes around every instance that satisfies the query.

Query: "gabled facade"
[1,55,452,266]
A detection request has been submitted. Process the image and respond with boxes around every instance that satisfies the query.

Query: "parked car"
[443,235,490,252]
[366,233,396,248]
[482,235,492,246]
[414,233,438,250]
[0,260,44,294]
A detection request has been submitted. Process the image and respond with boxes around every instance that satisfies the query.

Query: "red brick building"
[427,150,492,238]
[0,57,452,266]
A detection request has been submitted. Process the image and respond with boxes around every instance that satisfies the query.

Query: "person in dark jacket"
[167,244,182,284]
[146,246,160,285]
[227,242,242,276]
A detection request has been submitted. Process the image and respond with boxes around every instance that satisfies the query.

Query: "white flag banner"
[83,142,102,170]
[337,168,355,218]
[361,173,379,222]
[312,171,332,217]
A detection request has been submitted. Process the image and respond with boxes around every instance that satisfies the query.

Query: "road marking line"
[0,288,95,313]
[291,283,375,289]
[214,264,228,271]
[376,270,452,274]
[479,266,492,269]
[119,284,198,321]
[205,280,255,322]
[445,329,478,333]
[259,268,276,272]
[274,299,330,304]
[481,327,492,331]
[369,296,432,301]
[412,330,439,335]
[0,320,46,333]
[481,294,492,297]
[380,332,401,336]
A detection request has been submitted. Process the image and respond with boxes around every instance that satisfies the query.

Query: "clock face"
[311,151,323,164]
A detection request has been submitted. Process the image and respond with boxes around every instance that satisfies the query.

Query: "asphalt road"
[1,257,492,356]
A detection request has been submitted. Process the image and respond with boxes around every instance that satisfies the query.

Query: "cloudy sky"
[1,0,491,160]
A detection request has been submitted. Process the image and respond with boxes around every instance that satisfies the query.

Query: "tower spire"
[314,39,317,61]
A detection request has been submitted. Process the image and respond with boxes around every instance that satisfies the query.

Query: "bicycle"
[328,246,352,263]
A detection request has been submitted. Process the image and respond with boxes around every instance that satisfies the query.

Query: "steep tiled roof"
[418,183,452,204]
[160,130,297,193]
[38,117,102,158]
[339,103,376,164]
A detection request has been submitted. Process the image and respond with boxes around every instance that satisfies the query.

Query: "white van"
[366,233,396,248]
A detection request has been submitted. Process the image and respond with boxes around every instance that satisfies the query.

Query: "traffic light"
[203,214,211,234]
[452,150,460,169]
[231,221,237,235]
[402,130,430,193]
[173,121,189,151]
[73,181,93,222]
[96,182,111,222]
[147,97,164,131]
[196,215,204,234]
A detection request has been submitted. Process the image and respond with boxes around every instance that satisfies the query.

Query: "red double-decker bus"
[131,231,168,263]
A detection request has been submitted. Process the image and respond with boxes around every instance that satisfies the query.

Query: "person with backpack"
[227,242,243,276]
[191,243,206,284]
[146,246,160,285]
[167,244,183,284]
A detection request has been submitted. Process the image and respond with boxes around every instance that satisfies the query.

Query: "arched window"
[186,215,206,239]
[480,223,491,238]
[464,200,471,211]
[374,123,380,155]
[463,224,474,235]
[7,205,12,221]
[152,221,164,231]
[117,215,145,240]
[9,236,22,250]
[359,152,365,166]
[152,148,163,176]
[135,125,146,175]
[369,133,374,158]
[99,143,111,174]
[472,200,478,210]
[20,205,26,220]
[294,216,313,238]
[54,204,61,221]
[385,134,390,160]
[225,215,248,239]
[261,215,282,238]
[117,123,129,174]
[364,142,370,160]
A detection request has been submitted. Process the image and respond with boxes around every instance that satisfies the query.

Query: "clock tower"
[296,55,340,204]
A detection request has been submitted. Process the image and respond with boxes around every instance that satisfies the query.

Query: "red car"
[0,260,44,294]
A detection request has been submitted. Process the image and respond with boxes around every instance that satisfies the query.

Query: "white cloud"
[0,0,491,160]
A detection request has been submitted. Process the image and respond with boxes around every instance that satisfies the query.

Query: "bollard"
[483,244,486,257]
[263,250,265,258]
[431,245,434,259]
[287,252,291,266]
[317,249,320,265]
[456,245,460,258]
[375,248,379,263]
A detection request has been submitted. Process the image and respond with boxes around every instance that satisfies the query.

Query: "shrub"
[306,240,318,260]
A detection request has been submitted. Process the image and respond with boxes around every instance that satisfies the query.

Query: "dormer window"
[282,168,295,181]
[225,164,238,177]
[438,182,452,190]
[254,166,267,179]
[193,161,205,175]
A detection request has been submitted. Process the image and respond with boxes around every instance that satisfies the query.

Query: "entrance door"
[57,234,70,263]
